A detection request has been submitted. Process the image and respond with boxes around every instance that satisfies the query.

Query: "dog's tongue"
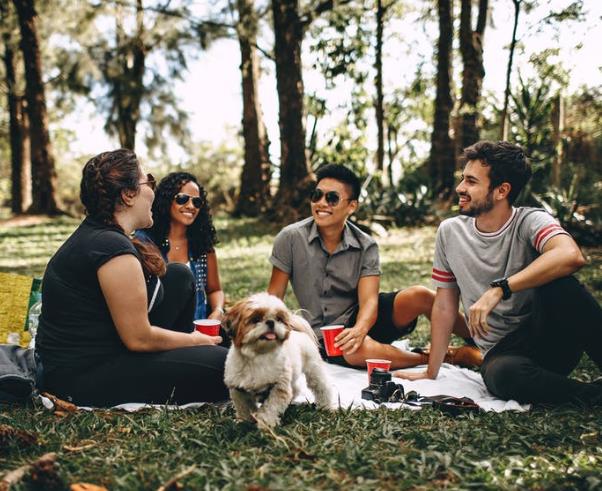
[264,332,277,340]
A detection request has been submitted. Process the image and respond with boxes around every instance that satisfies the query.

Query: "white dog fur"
[223,293,334,429]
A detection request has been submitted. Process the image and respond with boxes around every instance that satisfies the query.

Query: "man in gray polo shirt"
[396,141,602,405]
[268,164,480,369]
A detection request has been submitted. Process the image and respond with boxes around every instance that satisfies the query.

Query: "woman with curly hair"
[138,172,224,322]
[37,150,228,407]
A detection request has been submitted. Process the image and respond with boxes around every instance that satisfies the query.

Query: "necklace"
[164,238,186,251]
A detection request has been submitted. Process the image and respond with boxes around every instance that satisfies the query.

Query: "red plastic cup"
[320,325,345,357]
[366,359,392,381]
[194,319,221,336]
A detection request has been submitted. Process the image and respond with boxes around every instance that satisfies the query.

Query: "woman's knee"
[164,263,195,289]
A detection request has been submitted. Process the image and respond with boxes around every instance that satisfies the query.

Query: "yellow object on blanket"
[0,272,37,347]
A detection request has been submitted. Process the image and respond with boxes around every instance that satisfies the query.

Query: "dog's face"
[225,293,293,354]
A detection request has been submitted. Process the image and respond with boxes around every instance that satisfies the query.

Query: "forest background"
[1,2,601,488]
[0,0,600,236]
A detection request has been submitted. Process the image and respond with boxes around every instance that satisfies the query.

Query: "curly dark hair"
[80,149,165,277]
[147,172,218,259]
[461,141,532,204]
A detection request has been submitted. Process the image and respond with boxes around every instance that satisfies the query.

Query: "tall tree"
[500,0,521,141]
[458,0,488,152]
[234,0,272,217]
[1,0,30,213]
[109,0,145,150]
[62,0,206,155]
[12,0,59,214]
[429,0,455,198]
[271,0,312,217]
[374,0,385,173]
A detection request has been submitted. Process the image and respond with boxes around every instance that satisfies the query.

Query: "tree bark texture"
[13,0,59,214]
[235,0,272,217]
[111,0,145,150]
[458,0,488,152]
[271,0,312,219]
[374,0,385,174]
[429,0,455,198]
[500,0,520,141]
[2,1,31,213]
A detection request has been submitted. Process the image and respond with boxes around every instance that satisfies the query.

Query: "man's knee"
[342,337,378,367]
[481,355,534,401]
[395,286,434,315]
[536,275,579,302]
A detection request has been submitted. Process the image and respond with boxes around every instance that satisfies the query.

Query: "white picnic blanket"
[301,360,529,412]
[39,341,529,413]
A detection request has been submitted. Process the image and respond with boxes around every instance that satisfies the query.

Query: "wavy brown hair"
[80,149,166,277]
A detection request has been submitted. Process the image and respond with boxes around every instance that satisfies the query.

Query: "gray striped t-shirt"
[431,207,568,353]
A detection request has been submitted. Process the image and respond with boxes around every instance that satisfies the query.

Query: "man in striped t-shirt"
[396,141,602,405]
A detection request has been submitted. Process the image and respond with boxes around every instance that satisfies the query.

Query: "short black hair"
[315,164,361,200]
[461,140,532,204]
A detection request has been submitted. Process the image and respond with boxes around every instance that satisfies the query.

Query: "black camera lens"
[370,368,391,385]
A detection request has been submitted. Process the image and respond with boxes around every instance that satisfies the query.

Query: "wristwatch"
[490,277,512,300]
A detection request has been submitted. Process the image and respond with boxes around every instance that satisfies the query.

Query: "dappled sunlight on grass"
[1,215,601,489]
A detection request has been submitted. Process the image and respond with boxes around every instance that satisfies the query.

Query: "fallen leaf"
[70,483,109,491]
[0,424,37,449]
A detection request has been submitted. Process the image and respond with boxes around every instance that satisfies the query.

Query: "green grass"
[1,216,601,490]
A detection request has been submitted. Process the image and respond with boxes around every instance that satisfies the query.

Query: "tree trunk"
[111,0,145,150]
[271,0,312,220]
[429,0,455,198]
[551,93,563,187]
[374,0,385,175]
[500,0,521,141]
[234,0,272,217]
[458,0,488,153]
[13,0,60,214]
[2,1,31,213]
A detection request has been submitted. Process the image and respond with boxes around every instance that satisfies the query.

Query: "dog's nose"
[265,319,275,330]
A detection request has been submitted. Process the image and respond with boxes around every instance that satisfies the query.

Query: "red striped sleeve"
[534,223,565,251]
[432,268,456,283]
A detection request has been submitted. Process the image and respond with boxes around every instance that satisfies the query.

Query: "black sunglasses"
[310,188,353,207]
[139,173,156,191]
[174,193,203,209]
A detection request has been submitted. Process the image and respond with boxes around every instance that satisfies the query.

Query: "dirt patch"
[0,215,54,228]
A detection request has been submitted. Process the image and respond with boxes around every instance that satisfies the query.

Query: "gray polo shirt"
[270,217,381,335]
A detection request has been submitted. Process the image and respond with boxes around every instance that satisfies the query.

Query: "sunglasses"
[310,188,353,207]
[139,173,156,191]
[174,193,203,209]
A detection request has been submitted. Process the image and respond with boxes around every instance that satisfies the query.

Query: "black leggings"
[481,276,602,405]
[42,263,229,407]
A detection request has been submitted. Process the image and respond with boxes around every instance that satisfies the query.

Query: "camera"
[361,368,405,403]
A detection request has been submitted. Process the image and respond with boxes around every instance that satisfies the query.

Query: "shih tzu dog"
[223,293,334,429]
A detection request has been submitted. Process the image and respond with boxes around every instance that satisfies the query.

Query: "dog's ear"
[288,313,318,344]
[223,301,243,336]
[223,299,252,348]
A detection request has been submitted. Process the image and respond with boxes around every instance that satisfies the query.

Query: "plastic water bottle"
[27,299,42,349]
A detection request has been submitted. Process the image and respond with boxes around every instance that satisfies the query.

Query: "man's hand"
[392,369,435,381]
[334,326,368,355]
[468,287,503,339]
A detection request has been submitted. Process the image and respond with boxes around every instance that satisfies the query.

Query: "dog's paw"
[235,412,255,423]
[255,413,280,430]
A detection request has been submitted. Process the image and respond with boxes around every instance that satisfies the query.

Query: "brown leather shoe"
[443,345,483,367]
